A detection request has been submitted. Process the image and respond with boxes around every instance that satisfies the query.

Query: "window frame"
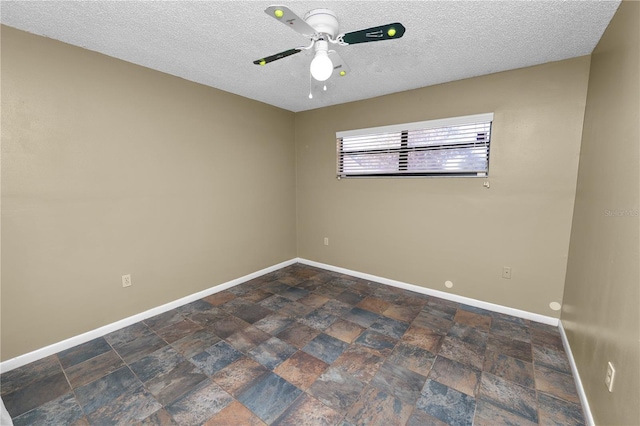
[336,113,494,179]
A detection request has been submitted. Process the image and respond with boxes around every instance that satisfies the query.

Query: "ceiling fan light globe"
[310,52,333,81]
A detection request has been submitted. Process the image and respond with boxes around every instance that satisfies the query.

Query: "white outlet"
[605,361,615,392]
[324,237,329,246]
[502,266,512,279]
[122,274,132,288]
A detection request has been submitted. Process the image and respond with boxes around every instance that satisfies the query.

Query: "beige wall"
[0,26,297,361]
[562,2,640,425]
[296,57,591,317]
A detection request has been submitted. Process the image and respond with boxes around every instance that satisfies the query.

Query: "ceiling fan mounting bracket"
[303,9,339,39]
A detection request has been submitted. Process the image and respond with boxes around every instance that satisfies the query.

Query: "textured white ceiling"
[1,1,620,112]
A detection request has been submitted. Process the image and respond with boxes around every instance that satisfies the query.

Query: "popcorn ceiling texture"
[0,1,620,112]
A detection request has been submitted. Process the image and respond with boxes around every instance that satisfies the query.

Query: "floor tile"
[425,299,459,319]
[156,319,203,344]
[483,349,535,389]
[357,296,392,314]
[531,327,564,350]
[129,345,185,383]
[238,288,275,304]
[439,336,485,370]
[170,329,221,359]
[428,355,481,397]
[273,393,343,426]
[86,386,161,425]
[354,329,397,355]
[253,313,295,335]
[335,290,366,306]
[491,317,531,343]
[319,299,353,317]
[486,334,533,363]
[259,294,293,311]
[412,311,453,335]
[145,360,208,406]
[202,291,236,306]
[277,321,321,348]
[165,379,233,425]
[490,311,528,326]
[297,293,330,309]
[331,345,386,383]
[417,379,475,426]
[447,322,488,348]
[538,391,586,425]
[307,368,366,413]
[298,309,339,331]
[190,341,243,376]
[387,342,436,377]
[458,304,493,317]
[249,337,298,370]
[273,350,329,390]
[75,367,141,416]
[209,316,251,339]
[187,307,228,328]
[144,309,185,331]
[478,372,538,423]
[343,307,381,328]
[370,316,410,340]
[2,371,70,418]
[203,400,266,426]
[454,309,492,331]
[237,372,303,424]
[534,365,580,404]
[324,319,365,343]
[278,300,316,317]
[279,286,310,301]
[177,299,221,316]
[11,393,84,426]
[210,356,268,397]
[226,325,272,352]
[383,303,422,323]
[401,325,444,353]
[135,408,178,425]
[0,355,61,396]
[346,385,414,426]
[302,333,349,364]
[233,304,274,324]
[108,327,168,364]
[474,399,537,426]
[533,344,572,374]
[57,337,112,369]
[370,361,427,404]
[64,349,125,389]
[406,409,448,426]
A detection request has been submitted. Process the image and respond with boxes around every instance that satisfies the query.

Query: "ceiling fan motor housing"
[304,9,339,38]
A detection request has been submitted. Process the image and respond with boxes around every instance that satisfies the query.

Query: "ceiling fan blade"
[253,48,302,66]
[340,23,406,45]
[328,50,350,77]
[265,5,316,37]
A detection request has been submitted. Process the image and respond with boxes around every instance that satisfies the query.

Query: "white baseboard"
[298,258,559,326]
[0,258,298,373]
[558,321,595,426]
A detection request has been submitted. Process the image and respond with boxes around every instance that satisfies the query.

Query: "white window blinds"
[336,113,493,178]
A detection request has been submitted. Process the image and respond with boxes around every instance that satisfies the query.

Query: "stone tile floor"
[1,263,585,425]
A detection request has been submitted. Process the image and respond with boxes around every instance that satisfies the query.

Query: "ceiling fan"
[253,5,406,87]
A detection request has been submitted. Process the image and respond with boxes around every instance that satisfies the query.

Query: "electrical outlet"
[122,274,132,288]
[605,361,615,392]
[502,266,512,279]
[324,237,329,246]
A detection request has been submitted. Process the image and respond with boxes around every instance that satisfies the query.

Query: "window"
[336,113,493,178]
